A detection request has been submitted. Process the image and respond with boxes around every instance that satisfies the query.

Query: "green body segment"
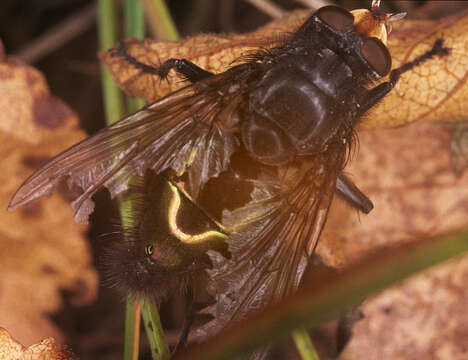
[140,172,228,272]
[102,169,232,303]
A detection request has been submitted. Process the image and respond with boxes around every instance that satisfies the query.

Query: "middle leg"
[335,174,373,214]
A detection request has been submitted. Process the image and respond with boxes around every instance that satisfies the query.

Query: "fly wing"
[196,149,345,359]
[8,66,253,223]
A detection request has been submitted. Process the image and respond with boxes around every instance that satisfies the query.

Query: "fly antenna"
[371,0,381,11]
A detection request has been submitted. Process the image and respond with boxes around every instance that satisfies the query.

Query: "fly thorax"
[242,61,352,165]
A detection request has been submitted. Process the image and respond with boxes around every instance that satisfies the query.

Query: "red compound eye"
[361,37,392,76]
[315,6,354,30]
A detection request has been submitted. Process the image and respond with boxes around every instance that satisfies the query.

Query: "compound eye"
[361,37,392,76]
[145,244,154,256]
[315,6,354,30]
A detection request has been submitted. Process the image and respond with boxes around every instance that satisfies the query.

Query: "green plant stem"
[124,296,142,360]
[292,329,320,360]
[122,2,170,359]
[142,298,171,360]
[141,0,179,40]
[97,0,124,125]
[173,230,468,360]
[124,0,146,112]
[97,2,150,360]
[124,0,145,39]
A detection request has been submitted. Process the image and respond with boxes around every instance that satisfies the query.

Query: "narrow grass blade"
[124,296,142,360]
[141,0,179,40]
[174,230,468,360]
[124,0,146,113]
[142,298,171,360]
[292,328,320,360]
[97,0,124,125]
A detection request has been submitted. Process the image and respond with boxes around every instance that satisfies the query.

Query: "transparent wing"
[196,150,345,359]
[8,67,251,223]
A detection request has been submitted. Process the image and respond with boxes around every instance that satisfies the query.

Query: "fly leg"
[110,44,214,83]
[172,312,194,355]
[335,174,373,214]
[357,38,450,114]
[172,291,196,355]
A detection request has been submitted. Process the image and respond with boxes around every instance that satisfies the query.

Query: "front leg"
[358,38,450,114]
[111,44,215,83]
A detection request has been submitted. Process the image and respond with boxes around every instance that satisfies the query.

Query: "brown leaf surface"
[0,328,76,360]
[316,121,468,359]
[322,121,468,264]
[340,259,468,360]
[370,12,468,127]
[0,45,76,144]
[0,44,97,346]
[100,10,468,128]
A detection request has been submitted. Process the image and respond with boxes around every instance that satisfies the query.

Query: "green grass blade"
[124,0,145,39]
[97,1,148,359]
[124,0,146,113]
[122,1,170,359]
[142,298,171,360]
[124,296,142,360]
[292,329,320,360]
[141,0,179,40]
[97,0,124,125]
[174,230,468,360]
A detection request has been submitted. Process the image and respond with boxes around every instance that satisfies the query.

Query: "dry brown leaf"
[313,120,468,359]
[370,12,468,127]
[100,10,467,128]
[0,328,76,360]
[0,43,97,346]
[340,259,468,360]
[0,44,75,144]
[322,121,468,264]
